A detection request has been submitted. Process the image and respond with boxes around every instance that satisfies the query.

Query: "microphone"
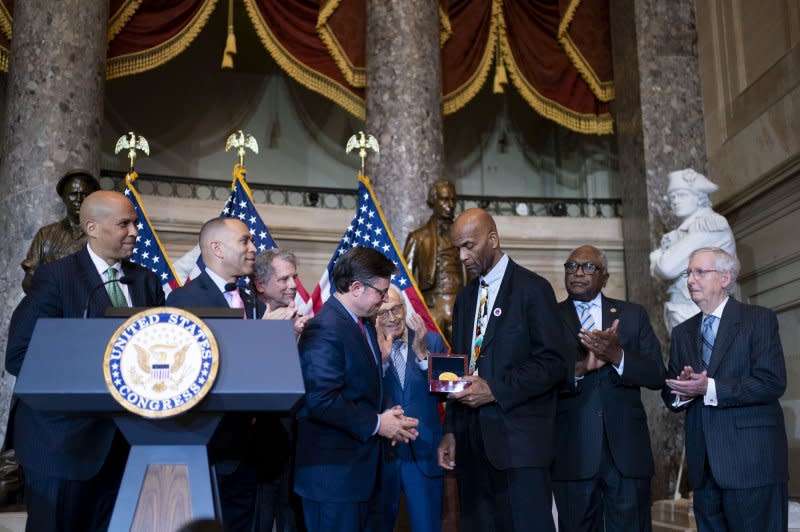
[83,275,134,318]
[225,279,258,320]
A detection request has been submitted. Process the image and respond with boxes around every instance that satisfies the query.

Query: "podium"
[14,317,304,531]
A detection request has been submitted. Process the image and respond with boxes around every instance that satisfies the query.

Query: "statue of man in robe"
[404,179,466,342]
[21,169,100,293]
[649,168,736,333]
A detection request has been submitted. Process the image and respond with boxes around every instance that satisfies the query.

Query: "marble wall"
[695,0,800,497]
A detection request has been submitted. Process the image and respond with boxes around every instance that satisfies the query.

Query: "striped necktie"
[701,315,717,369]
[577,302,596,331]
[106,267,128,307]
[470,280,489,374]
[391,339,406,388]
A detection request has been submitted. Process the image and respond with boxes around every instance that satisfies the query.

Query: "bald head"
[450,208,501,277]
[199,217,257,281]
[80,191,139,265]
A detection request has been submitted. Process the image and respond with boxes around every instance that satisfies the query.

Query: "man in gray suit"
[663,247,788,531]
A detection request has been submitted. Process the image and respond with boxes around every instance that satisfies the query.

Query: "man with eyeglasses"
[374,284,446,532]
[551,245,664,532]
[294,247,421,532]
[663,247,788,531]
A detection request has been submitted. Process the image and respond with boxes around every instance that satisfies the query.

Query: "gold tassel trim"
[317,2,453,89]
[244,0,365,119]
[0,0,11,40]
[106,0,218,80]
[557,0,614,102]
[497,3,613,135]
[221,0,236,69]
[439,6,453,47]
[316,0,365,87]
[0,46,8,73]
[442,0,500,115]
[108,0,142,43]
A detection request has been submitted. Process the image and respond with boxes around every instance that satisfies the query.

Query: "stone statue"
[403,179,466,342]
[21,169,100,293]
[649,168,736,333]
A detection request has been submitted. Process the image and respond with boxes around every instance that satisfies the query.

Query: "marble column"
[364,0,444,243]
[609,0,707,500]
[0,0,108,446]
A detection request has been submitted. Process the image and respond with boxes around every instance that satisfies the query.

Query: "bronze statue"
[404,179,466,341]
[21,169,100,293]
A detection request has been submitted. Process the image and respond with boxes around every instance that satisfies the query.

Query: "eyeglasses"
[680,268,719,279]
[564,261,602,274]
[361,281,389,299]
[376,304,405,320]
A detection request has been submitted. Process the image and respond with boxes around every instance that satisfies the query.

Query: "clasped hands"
[575,319,622,377]
[665,365,708,400]
[378,405,419,445]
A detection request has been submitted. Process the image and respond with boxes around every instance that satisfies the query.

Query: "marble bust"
[649,169,737,333]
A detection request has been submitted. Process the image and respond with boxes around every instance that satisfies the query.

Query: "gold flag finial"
[114,131,150,171]
[225,130,259,167]
[345,131,379,175]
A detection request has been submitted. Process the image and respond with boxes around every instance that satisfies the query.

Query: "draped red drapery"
[0,0,614,134]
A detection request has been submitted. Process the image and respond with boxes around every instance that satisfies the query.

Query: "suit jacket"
[383,330,446,478]
[165,270,285,470]
[166,270,262,319]
[445,259,569,470]
[6,246,164,480]
[552,295,664,480]
[294,296,385,502]
[662,297,788,490]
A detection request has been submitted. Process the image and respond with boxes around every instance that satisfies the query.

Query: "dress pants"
[456,411,555,532]
[693,455,788,532]
[23,430,128,532]
[552,431,651,532]
[380,454,443,532]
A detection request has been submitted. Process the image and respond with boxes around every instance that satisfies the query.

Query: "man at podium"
[6,190,165,532]
[167,217,289,532]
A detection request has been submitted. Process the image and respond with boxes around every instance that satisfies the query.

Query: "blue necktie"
[391,339,406,388]
[701,315,717,369]
[577,302,596,331]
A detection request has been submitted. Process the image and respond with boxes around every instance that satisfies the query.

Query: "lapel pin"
[610,307,617,313]
[493,307,502,317]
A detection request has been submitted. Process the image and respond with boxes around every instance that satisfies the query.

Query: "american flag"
[310,174,448,345]
[185,164,313,314]
[123,171,181,296]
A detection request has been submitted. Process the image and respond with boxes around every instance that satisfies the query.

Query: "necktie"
[106,268,128,307]
[701,315,717,369]
[470,280,489,374]
[227,288,246,318]
[577,302,596,331]
[391,339,406,388]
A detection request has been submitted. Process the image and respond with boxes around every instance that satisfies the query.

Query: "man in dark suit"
[552,245,665,532]
[375,285,446,532]
[663,247,788,531]
[6,190,165,532]
[167,217,277,532]
[437,208,568,532]
[294,247,420,532]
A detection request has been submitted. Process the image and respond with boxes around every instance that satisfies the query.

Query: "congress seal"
[103,307,219,418]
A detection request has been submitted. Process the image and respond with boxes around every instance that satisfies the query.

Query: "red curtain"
[0,0,614,134]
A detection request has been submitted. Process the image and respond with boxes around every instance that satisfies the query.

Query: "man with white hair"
[649,168,736,332]
[375,284,446,532]
[663,247,788,531]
